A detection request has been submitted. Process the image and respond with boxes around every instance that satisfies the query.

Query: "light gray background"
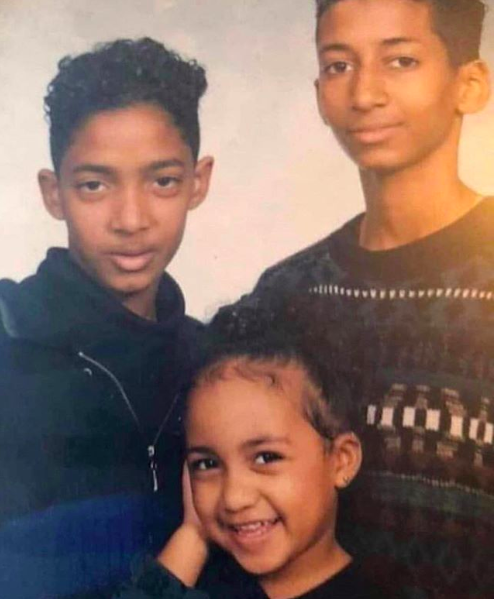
[1,0,493,319]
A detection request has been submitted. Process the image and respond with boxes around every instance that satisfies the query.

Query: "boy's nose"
[110,187,152,234]
[351,66,388,112]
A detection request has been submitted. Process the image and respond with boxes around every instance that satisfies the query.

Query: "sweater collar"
[330,197,494,283]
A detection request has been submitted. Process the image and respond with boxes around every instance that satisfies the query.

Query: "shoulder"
[254,215,361,294]
[0,278,21,337]
[210,216,360,327]
[179,315,205,346]
[258,215,361,286]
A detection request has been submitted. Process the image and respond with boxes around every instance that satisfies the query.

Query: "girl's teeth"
[232,519,277,535]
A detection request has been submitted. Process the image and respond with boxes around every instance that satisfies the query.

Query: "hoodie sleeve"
[114,559,210,599]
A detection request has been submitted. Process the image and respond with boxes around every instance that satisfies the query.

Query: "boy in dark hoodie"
[0,37,213,599]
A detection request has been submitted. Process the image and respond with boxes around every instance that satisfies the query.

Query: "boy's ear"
[456,59,491,115]
[189,156,214,211]
[331,432,362,489]
[314,77,328,126]
[38,169,65,221]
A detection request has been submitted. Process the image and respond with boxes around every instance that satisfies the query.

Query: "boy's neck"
[358,147,481,251]
[260,540,350,599]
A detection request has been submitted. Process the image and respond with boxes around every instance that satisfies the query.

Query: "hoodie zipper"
[78,351,180,492]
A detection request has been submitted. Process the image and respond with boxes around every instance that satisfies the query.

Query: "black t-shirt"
[289,562,389,599]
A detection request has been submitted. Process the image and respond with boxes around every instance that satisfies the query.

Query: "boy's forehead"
[59,103,192,173]
[317,0,436,46]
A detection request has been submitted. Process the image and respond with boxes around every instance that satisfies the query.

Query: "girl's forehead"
[185,367,313,441]
[188,362,309,413]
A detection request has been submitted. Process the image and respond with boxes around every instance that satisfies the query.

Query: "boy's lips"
[348,122,403,144]
[108,250,155,272]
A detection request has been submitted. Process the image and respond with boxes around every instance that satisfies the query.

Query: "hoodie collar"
[0,248,186,351]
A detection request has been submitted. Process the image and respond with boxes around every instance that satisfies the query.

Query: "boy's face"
[186,365,343,583]
[315,0,466,173]
[39,103,213,316]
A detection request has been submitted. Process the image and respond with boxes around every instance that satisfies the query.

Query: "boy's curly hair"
[315,0,487,67]
[44,38,207,172]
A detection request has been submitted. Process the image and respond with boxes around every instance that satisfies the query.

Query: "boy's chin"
[346,150,404,174]
[346,146,429,175]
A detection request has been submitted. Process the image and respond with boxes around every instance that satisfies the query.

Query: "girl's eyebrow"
[186,445,213,455]
[186,436,292,455]
[241,435,291,449]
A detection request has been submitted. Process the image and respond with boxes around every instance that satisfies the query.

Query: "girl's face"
[186,364,353,588]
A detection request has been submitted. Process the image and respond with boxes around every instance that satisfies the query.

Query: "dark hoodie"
[0,248,201,598]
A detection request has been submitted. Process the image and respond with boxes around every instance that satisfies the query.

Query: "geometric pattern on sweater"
[225,199,494,599]
[366,387,494,449]
[341,471,494,599]
[309,284,494,301]
[300,284,494,492]
[367,396,494,448]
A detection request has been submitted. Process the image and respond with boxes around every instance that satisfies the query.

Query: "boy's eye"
[77,180,104,192]
[323,61,353,75]
[389,56,419,69]
[155,176,179,189]
[254,451,283,466]
[189,457,218,472]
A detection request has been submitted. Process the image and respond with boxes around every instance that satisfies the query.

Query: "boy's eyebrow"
[146,159,187,171]
[319,37,420,55]
[70,159,186,176]
[71,163,114,175]
[319,42,353,55]
[381,36,421,47]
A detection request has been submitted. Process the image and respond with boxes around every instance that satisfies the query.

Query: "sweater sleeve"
[114,559,210,599]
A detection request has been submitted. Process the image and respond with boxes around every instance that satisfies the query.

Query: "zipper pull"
[148,445,159,492]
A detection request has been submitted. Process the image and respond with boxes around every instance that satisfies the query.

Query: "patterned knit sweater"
[215,198,494,599]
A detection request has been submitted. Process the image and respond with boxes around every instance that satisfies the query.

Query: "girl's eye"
[324,61,353,75]
[389,56,418,69]
[254,451,283,465]
[189,457,218,472]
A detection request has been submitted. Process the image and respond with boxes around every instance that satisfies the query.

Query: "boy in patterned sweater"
[214,1,493,597]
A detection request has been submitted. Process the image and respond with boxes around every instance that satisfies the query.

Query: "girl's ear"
[331,432,362,489]
[38,169,65,221]
[456,59,491,116]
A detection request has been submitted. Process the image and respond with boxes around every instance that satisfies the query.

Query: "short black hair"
[44,37,207,172]
[193,302,359,440]
[315,0,487,67]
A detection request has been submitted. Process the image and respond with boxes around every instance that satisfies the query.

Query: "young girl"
[118,314,391,598]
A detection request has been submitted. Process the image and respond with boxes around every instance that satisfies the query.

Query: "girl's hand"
[155,464,209,587]
[182,462,202,529]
